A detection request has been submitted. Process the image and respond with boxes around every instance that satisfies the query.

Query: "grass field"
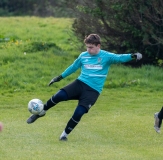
[0,17,163,160]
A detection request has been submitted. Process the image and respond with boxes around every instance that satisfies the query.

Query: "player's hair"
[84,34,101,46]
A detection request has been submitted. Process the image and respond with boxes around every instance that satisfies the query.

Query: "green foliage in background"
[1,0,163,65]
[68,0,163,65]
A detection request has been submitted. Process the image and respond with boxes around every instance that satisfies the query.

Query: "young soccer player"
[154,107,163,133]
[27,34,142,141]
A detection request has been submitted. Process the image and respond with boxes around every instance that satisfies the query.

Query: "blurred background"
[1,0,163,66]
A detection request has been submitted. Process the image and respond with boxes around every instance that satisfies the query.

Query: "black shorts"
[61,79,99,111]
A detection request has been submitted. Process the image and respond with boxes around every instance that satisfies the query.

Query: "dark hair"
[84,34,101,46]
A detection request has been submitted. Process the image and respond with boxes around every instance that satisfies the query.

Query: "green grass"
[0,89,163,160]
[0,17,163,160]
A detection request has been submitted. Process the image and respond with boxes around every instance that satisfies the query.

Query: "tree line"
[1,0,163,66]
[67,0,163,66]
[0,0,73,17]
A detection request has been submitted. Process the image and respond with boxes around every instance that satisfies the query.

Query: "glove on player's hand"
[48,75,63,86]
[132,53,142,60]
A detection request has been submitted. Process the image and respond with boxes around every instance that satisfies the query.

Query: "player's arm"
[48,56,81,86]
[108,52,142,64]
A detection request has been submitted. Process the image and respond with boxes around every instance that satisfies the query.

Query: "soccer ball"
[28,99,44,115]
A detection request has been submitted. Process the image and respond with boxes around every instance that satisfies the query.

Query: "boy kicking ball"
[27,34,142,141]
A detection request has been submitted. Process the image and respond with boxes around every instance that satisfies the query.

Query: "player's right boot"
[27,110,46,124]
[154,112,162,133]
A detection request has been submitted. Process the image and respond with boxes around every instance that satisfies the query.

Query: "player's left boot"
[59,130,68,141]
[27,110,46,124]
[59,136,68,141]
[154,112,162,133]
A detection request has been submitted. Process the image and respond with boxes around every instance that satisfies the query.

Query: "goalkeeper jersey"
[61,49,132,93]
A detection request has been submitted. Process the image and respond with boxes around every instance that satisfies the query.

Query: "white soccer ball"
[28,99,44,115]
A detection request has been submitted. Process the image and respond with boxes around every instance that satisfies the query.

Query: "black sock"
[158,107,163,119]
[65,118,78,134]
[64,105,87,134]
[43,98,56,111]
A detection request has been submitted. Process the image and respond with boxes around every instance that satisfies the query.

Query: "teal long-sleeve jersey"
[61,50,133,93]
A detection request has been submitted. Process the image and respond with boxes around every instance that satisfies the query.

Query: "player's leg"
[27,80,81,124]
[60,105,87,141]
[60,82,99,141]
[27,90,68,124]
[154,106,163,133]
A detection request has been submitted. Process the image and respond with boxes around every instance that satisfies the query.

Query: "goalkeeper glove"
[48,75,63,86]
[131,53,142,60]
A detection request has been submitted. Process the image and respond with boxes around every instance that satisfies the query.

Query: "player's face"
[86,44,100,55]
